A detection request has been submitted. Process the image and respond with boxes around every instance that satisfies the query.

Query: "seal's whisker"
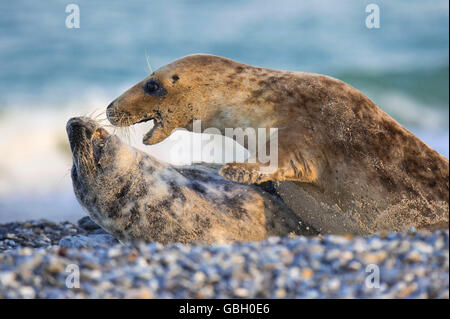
[92,110,107,121]
[56,167,73,187]
[145,50,153,74]
[116,126,132,144]
[99,117,108,123]
[87,108,100,119]
[88,109,107,121]
[80,110,90,118]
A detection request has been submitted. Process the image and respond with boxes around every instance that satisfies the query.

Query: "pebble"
[59,234,118,249]
[0,271,16,286]
[0,218,447,298]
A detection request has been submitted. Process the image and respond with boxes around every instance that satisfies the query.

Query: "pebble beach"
[0,217,448,298]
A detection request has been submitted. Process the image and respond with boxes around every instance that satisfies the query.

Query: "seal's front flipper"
[219,153,321,185]
[219,162,276,184]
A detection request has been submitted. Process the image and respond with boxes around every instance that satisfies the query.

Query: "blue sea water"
[0,1,448,222]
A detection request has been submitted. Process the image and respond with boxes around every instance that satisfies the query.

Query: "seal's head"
[67,117,137,180]
[67,117,108,179]
[106,54,253,145]
[66,117,143,234]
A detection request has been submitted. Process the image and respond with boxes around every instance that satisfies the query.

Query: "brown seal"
[106,54,449,235]
[66,117,314,244]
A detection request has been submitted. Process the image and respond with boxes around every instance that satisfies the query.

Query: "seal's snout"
[107,99,116,110]
[66,117,97,149]
[66,117,87,137]
[106,98,119,125]
[106,99,116,114]
[67,117,114,179]
[67,117,88,152]
[66,117,111,157]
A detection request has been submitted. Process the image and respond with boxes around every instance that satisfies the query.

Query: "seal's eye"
[146,80,160,92]
[143,79,167,97]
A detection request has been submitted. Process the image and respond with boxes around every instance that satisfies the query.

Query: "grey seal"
[66,117,314,244]
[106,54,449,235]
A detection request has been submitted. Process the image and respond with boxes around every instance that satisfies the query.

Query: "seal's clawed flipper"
[219,155,321,185]
[219,162,273,184]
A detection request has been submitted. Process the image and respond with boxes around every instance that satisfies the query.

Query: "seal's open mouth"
[142,118,162,144]
[106,104,165,144]
[91,127,110,165]
[132,112,164,144]
[66,117,112,172]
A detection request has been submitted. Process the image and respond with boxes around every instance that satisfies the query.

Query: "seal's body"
[67,117,311,244]
[106,54,448,234]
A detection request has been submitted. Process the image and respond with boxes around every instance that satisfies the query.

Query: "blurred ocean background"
[0,0,448,222]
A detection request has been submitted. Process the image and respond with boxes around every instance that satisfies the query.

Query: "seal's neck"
[194,83,277,131]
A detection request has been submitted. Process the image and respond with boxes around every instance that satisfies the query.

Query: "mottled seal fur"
[67,117,314,244]
[106,54,448,235]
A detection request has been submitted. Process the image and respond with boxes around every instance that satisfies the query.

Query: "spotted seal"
[66,117,313,244]
[105,54,448,234]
